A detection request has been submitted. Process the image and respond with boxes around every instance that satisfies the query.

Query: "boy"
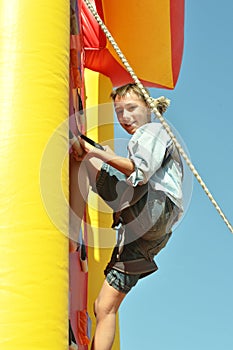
[70,83,183,350]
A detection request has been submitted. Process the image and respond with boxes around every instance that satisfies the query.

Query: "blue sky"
[118,2,233,349]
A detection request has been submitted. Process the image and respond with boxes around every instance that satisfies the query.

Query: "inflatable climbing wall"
[0,1,184,349]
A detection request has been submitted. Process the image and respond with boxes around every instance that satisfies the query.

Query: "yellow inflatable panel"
[0,1,70,349]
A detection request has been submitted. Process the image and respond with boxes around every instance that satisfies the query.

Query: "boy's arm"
[74,139,135,177]
[91,146,135,177]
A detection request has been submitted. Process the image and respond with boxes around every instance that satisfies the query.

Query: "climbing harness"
[83,0,233,234]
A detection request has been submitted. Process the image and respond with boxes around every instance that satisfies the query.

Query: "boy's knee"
[93,297,105,319]
[93,297,116,320]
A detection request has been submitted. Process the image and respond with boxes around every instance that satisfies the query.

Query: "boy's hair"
[110,83,170,115]
[110,83,149,105]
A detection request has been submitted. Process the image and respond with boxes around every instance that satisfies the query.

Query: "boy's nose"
[122,109,131,121]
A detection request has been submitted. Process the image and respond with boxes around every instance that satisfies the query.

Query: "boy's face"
[114,92,150,134]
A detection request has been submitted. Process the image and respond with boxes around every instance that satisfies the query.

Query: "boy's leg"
[69,155,104,251]
[69,156,88,251]
[91,267,141,350]
[91,280,126,350]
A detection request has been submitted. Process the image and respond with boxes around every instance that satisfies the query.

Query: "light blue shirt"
[126,122,183,210]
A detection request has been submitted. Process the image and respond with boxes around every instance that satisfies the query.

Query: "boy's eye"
[128,106,136,111]
[115,109,123,115]
[126,104,138,112]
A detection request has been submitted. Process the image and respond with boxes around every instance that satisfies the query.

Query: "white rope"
[83,0,233,234]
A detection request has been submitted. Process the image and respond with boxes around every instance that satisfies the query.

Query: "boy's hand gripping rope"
[83,0,233,234]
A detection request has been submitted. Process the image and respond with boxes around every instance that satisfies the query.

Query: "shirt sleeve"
[126,123,169,186]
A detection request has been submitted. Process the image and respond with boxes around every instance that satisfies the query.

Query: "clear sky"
[118,2,233,349]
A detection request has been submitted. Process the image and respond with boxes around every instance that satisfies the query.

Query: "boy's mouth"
[124,122,134,127]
